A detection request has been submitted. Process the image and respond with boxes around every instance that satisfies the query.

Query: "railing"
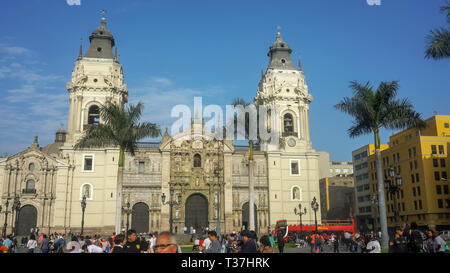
[22,189,36,194]
[137,142,160,148]
[282,132,298,137]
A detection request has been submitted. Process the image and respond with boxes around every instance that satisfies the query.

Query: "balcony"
[22,189,36,194]
[282,131,298,137]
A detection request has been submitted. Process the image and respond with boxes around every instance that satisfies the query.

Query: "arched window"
[292,186,301,201]
[29,163,35,172]
[88,105,100,125]
[284,113,294,134]
[81,183,93,200]
[26,179,35,190]
[193,154,201,168]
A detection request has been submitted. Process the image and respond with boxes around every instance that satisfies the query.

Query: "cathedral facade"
[0,17,321,236]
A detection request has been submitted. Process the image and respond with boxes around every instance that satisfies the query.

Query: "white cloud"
[128,77,224,138]
[0,43,67,155]
[66,0,81,6]
[0,44,31,55]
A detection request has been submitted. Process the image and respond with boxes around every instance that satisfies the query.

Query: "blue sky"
[0,0,449,161]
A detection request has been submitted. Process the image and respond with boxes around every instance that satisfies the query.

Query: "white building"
[0,16,321,236]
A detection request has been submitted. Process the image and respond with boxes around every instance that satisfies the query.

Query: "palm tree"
[335,81,426,250]
[231,98,256,232]
[425,3,450,59]
[74,101,161,234]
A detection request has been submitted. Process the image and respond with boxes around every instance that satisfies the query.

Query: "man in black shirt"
[277,230,286,253]
[124,229,141,253]
[234,230,258,253]
[112,234,127,253]
[389,227,408,253]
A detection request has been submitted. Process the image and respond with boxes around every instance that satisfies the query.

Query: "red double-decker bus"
[274,219,355,241]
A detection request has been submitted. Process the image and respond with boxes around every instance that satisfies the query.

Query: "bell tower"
[255,30,313,152]
[65,15,128,145]
[255,30,320,229]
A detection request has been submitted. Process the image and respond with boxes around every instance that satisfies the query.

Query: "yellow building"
[352,144,389,232]
[368,115,450,231]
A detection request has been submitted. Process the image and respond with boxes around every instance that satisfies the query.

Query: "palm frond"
[441,3,450,23]
[75,102,161,154]
[336,80,424,140]
[231,98,251,107]
[74,124,118,149]
[381,98,426,130]
[425,28,450,59]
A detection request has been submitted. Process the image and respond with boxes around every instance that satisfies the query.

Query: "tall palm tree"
[335,81,426,250]
[231,98,256,232]
[425,3,450,59]
[74,101,161,234]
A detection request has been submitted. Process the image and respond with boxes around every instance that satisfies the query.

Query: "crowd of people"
[0,221,448,254]
[302,222,449,253]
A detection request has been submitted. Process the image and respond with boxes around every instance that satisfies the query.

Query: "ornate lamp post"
[0,199,11,237]
[370,195,379,231]
[80,195,87,235]
[122,196,132,237]
[12,196,21,236]
[311,197,319,233]
[214,156,222,235]
[162,187,182,234]
[294,204,307,237]
[384,167,402,226]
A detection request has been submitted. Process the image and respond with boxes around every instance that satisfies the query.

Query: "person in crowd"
[0,239,8,253]
[39,234,50,253]
[149,233,157,253]
[406,222,426,253]
[433,230,447,253]
[276,229,286,253]
[2,236,12,253]
[124,229,141,253]
[138,235,149,253]
[153,231,179,253]
[258,235,273,253]
[331,233,339,253]
[234,230,258,253]
[202,233,211,251]
[199,230,222,253]
[66,236,82,253]
[27,234,38,253]
[366,235,381,253]
[111,234,127,253]
[100,237,111,253]
[424,230,435,253]
[389,226,408,253]
[86,239,103,253]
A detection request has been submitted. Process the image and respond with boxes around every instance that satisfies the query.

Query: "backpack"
[410,230,424,251]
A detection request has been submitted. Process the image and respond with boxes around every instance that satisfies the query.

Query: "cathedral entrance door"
[242,202,257,231]
[16,205,38,236]
[185,194,208,234]
[131,202,149,234]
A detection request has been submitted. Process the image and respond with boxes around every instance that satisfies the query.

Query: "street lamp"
[310,197,319,233]
[294,204,307,237]
[0,199,12,238]
[81,195,87,235]
[214,157,223,236]
[1,199,10,237]
[162,187,182,234]
[384,167,402,226]
[122,196,132,237]
[12,196,21,236]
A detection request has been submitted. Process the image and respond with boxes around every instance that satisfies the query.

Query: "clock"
[287,138,296,147]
